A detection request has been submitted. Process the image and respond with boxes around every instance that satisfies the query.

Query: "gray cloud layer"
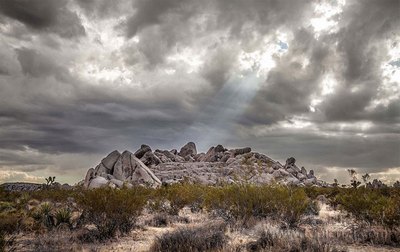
[0,0,399,184]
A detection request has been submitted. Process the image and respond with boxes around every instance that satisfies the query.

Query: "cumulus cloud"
[0,0,85,38]
[0,170,44,183]
[0,0,399,184]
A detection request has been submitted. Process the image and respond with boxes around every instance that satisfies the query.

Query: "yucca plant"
[32,203,54,229]
[55,208,72,227]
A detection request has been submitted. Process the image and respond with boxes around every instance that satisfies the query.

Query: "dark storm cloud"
[0,47,198,158]
[16,48,66,78]
[318,0,400,122]
[240,28,330,125]
[232,129,400,172]
[75,0,130,18]
[125,0,311,67]
[0,0,85,38]
[0,0,399,183]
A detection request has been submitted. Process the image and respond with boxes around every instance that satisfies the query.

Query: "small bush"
[55,208,72,227]
[334,188,400,227]
[33,230,82,251]
[150,224,226,252]
[77,187,148,241]
[305,200,320,216]
[150,184,205,215]
[247,230,346,252]
[31,202,55,229]
[204,184,309,227]
[0,213,20,252]
[147,214,170,227]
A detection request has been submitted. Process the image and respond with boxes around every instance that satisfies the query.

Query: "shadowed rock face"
[179,142,197,158]
[84,150,161,189]
[83,142,325,188]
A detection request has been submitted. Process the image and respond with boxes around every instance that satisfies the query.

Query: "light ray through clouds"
[178,73,261,151]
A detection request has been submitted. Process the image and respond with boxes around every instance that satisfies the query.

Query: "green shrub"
[150,224,226,252]
[77,187,148,241]
[0,201,15,212]
[334,188,400,227]
[149,184,205,215]
[31,202,55,229]
[55,208,72,227]
[203,184,309,227]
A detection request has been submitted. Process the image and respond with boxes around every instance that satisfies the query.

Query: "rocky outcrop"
[84,150,161,189]
[83,143,326,188]
[1,182,43,191]
[1,182,72,191]
[200,145,228,162]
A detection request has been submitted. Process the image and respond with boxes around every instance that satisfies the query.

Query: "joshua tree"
[362,173,370,183]
[347,169,361,188]
[45,176,56,186]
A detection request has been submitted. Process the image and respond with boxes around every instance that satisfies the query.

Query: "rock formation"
[84,150,161,189]
[83,142,326,189]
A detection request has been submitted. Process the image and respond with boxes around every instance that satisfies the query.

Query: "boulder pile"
[83,142,323,188]
[84,150,161,189]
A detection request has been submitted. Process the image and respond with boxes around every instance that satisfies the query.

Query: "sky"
[0,0,399,185]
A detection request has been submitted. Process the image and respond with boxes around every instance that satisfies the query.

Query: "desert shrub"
[304,200,320,216]
[0,213,20,235]
[304,187,341,201]
[150,223,226,252]
[30,188,77,203]
[15,193,30,210]
[334,188,400,227]
[0,213,20,252]
[0,189,22,207]
[246,230,346,252]
[148,183,205,215]
[31,202,55,229]
[77,187,148,241]
[203,184,309,227]
[32,230,82,252]
[147,214,170,227]
[55,208,72,227]
[0,201,15,212]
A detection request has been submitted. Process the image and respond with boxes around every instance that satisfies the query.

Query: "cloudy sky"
[0,0,399,185]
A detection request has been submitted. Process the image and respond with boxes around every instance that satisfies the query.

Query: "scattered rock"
[141,151,161,166]
[88,176,109,189]
[307,170,315,179]
[285,157,296,167]
[179,142,197,157]
[134,144,152,159]
[231,147,251,156]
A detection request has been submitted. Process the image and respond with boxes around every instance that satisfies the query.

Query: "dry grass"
[149,223,227,252]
